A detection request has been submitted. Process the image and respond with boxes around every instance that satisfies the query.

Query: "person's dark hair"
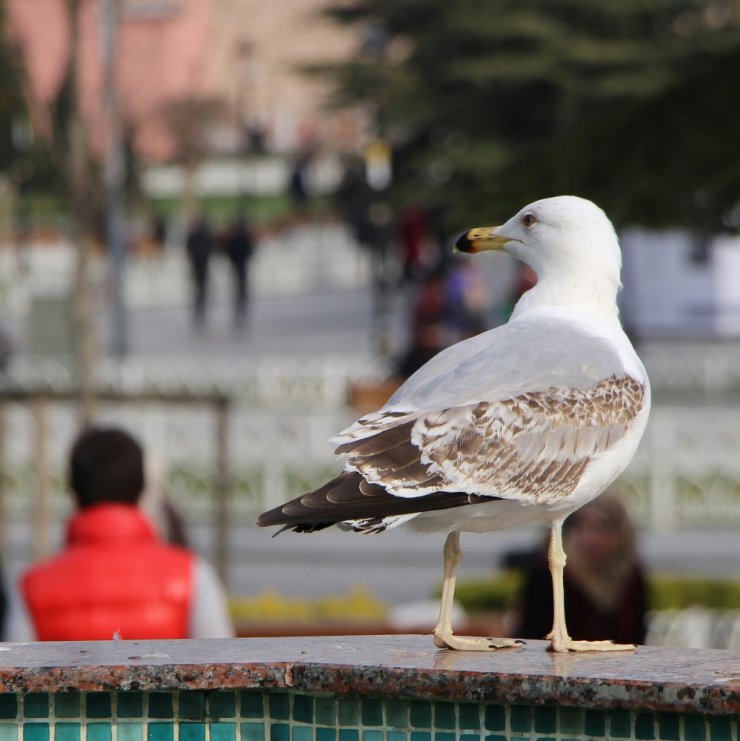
[69,427,145,507]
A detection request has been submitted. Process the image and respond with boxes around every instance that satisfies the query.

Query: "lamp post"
[235,39,256,213]
[101,0,128,358]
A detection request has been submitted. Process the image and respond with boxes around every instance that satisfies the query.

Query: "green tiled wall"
[0,691,733,741]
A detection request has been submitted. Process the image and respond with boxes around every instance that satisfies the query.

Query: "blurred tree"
[320,0,740,233]
[15,0,105,424]
[159,96,229,222]
[2,0,127,421]
[0,5,26,173]
[0,5,57,202]
[516,37,740,234]
[0,0,100,422]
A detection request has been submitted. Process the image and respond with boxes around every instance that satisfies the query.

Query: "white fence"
[624,403,740,529]
[646,608,740,650]
[1,379,738,649]
[1,384,739,530]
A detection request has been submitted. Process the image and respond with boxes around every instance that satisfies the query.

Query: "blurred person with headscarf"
[512,491,648,645]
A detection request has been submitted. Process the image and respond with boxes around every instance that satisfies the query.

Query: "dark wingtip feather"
[255,507,287,528]
[256,471,500,535]
[270,522,335,536]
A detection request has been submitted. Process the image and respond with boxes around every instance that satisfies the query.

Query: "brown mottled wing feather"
[256,471,481,531]
[256,375,645,532]
[343,375,646,505]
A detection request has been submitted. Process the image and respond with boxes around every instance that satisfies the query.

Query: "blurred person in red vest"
[8,427,234,641]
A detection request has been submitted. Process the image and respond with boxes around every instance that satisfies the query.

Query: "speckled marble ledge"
[0,636,737,716]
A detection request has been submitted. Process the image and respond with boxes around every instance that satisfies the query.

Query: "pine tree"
[322,0,740,232]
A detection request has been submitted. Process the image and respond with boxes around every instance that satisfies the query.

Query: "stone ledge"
[0,636,737,715]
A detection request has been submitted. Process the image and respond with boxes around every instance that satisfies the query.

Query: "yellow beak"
[454,227,508,254]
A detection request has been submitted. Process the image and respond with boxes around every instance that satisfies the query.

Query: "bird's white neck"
[510,257,622,325]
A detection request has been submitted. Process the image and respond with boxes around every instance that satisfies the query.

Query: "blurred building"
[619,230,740,338]
[5,0,363,161]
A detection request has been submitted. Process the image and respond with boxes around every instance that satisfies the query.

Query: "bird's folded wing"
[337,375,645,503]
[334,318,647,504]
[397,315,635,410]
[334,315,631,446]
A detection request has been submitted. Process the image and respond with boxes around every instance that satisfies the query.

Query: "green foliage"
[0,5,60,194]
[148,191,332,228]
[323,0,740,232]
[649,575,740,610]
[451,570,740,613]
[0,5,57,194]
[230,587,388,625]
[448,571,524,612]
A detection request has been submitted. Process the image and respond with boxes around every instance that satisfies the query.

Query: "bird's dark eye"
[522,213,537,228]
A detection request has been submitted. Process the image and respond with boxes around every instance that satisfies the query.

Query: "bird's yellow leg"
[433,531,524,651]
[547,518,635,653]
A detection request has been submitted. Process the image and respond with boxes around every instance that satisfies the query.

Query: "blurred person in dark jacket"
[224,216,255,330]
[186,216,215,329]
[512,491,648,645]
[0,324,11,373]
[8,427,233,641]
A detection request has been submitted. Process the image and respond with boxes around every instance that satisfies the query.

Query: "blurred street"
[126,282,397,359]
[3,241,739,605]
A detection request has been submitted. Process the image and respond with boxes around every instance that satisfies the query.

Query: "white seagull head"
[456,195,623,319]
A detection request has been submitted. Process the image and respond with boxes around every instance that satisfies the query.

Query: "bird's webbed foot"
[433,630,525,652]
[548,634,636,653]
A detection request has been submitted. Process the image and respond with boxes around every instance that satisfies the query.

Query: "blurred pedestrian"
[224,216,255,329]
[0,568,7,640]
[140,452,190,548]
[0,325,11,374]
[396,265,448,378]
[150,215,167,254]
[444,259,487,342]
[397,205,429,283]
[288,152,311,218]
[185,216,215,328]
[396,260,487,379]
[511,491,648,645]
[7,427,234,641]
[334,154,370,244]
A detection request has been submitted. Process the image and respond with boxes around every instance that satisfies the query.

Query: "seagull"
[257,196,651,653]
